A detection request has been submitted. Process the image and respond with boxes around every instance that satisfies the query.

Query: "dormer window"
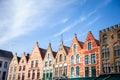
[73,44,77,52]
[88,42,92,50]
[103,35,107,44]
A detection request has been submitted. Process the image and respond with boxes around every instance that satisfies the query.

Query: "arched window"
[71,55,74,64]
[73,44,77,52]
[76,54,80,64]
[76,66,80,76]
[60,54,62,62]
[103,35,107,44]
[71,67,74,77]
[118,30,120,38]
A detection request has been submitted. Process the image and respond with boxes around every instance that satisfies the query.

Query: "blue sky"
[0,0,120,56]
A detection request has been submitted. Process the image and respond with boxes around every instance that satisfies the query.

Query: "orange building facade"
[67,31,100,78]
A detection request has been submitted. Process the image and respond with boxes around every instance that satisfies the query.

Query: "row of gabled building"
[7,24,120,80]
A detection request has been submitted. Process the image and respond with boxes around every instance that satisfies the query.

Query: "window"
[0,61,2,68]
[85,55,89,64]
[55,67,58,77]
[73,44,77,52]
[18,73,20,80]
[59,67,62,76]
[35,60,38,67]
[64,56,66,60]
[32,70,35,79]
[114,45,120,57]
[50,70,52,78]
[9,75,12,80]
[71,55,74,64]
[91,66,96,77]
[28,70,30,78]
[102,48,110,59]
[13,74,16,80]
[71,67,74,77]
[14,67,17,72]
[37,70,40,79]
[48,53,50,58]
[22,60,24,63]
[88,42,92,50]
[103,35,107,44]
[60,54,62,62]
[49,61,52,66]
[76,54,80,64]
[115,62,120,72]
[76,66,80,76]
[45,61,48,67]
[64,66,67,76]
[10,67,13,72]
[23,66,25,71]
[2,71,6,80]
[91,54,96,64]
[4,62,8,68]
[19,66,22,71]
[31,61,34,68]
[103,63,111,73]
[85,67,89,77]
[22,73,25,80]
[118,30,120,38]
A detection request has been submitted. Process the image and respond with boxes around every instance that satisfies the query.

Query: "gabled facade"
[83,31,100,77]
[26,42,46,80]
[8,53,20,80]
[17,52,29,80]
[67,34,84,78]
[43,43,56,80]
[53,40,69,79]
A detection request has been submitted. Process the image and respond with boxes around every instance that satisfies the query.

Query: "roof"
[78,41,84,48]
[26,54,30,62]
[39,48,47,60]
[0,49,13,59]
[52,51,57,58]
[95,39,100,46]
[63,46,70,55]
[17,57,21,63]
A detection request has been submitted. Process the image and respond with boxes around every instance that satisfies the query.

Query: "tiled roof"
[78,41,84,48]
[39,48,47,60]
[26,54,30,62]
[95,39,100,46]
[0,49,13,59]
[63,46,70,55]
[52,51,57,58]
[17,57,21,63]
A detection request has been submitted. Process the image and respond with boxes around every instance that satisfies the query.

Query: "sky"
[0,0,120,56]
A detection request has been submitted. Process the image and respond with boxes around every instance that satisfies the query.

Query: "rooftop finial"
[60,34,63,45]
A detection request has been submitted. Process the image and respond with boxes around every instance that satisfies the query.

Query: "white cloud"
[53,10,97,37]
[61,18,69,23]
[87,16,100,26]
[0,0,85,46]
